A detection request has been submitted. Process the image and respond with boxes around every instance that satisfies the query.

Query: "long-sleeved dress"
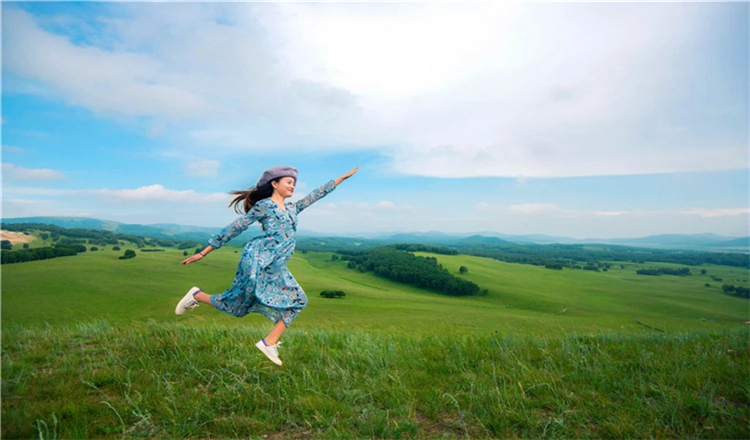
[206,179,337,327]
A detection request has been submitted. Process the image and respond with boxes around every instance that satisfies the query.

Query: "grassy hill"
[2,244,748,334]
[2,244,749,438]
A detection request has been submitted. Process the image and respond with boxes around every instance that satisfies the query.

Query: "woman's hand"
[336,166,358,185]
[181,253,204,265]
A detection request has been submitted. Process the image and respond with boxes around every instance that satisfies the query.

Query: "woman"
[176,165,358,366]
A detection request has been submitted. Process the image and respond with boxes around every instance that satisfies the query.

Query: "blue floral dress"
[206,179,337,327]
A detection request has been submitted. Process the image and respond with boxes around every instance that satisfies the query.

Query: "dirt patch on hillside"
[1,230,35,244]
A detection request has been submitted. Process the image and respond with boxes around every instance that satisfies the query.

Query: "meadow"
[2,240,749,438]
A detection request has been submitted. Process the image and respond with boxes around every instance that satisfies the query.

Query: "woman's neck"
[270,194,286,210]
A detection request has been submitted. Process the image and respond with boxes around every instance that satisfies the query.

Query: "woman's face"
[273,177,296,198]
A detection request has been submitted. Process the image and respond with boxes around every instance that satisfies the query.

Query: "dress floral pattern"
[207,179,337,327]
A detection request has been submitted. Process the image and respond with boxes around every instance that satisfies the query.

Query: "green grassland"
[2,240,749,438]
[2,245,748,335]
[3,321,748,439]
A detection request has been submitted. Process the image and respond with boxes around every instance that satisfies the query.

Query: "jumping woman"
[176,165,358,366]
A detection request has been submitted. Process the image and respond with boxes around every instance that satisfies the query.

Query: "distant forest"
[4,222,748,273]
[307,239,749,270]
[449,242,749,269]
[1,223,201,265]
[336,247,483,296]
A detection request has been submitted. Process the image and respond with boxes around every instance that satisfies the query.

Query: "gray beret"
[256,165,298,188]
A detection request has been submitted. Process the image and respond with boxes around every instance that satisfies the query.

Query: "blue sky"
[2,2,748,239]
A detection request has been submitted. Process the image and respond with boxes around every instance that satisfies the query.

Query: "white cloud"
[4,3,746,177]
[89,184,227,203]
[1,198,91,218]
[3,6,208,119]
[3,184,228,204]
[596,211,627,217]
[508,203,560,215]
[184,160,220,178]
[676,208,750,218]
[376,200,397,211]
[474,201,495,212]
[2,163,65,181]
[2,145,26,153]
[596,208,750,218]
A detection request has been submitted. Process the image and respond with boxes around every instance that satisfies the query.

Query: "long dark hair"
[228,178,280,214]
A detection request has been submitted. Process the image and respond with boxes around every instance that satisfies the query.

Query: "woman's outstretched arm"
[335,166,358,186]
[295,166,358,214]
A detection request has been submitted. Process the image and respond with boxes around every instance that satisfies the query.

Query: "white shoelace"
[269,341,282,357]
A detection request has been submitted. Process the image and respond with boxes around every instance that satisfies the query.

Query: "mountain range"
[2,216,747,252]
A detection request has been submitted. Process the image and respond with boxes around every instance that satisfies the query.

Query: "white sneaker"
[255,339,283,366]
[175,286,201,315]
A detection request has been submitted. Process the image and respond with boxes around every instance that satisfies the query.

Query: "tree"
[113,246,121,251]
[119,249,136,260]
[459,266,468,274]
[22,243,29,249]
[320,290,346,298]
[183,251,188,256]
[1,240,12,250]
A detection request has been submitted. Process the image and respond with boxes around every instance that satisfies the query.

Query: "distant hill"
[575,233,749,251]
[2,216,746,252]
[458,235,514,246]
[716,237,750,247]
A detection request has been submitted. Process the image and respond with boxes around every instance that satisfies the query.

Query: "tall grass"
[3,320,748,439]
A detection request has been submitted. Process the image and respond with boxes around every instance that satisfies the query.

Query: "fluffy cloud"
[2,163,65,181]
[89,184,228,203]
[2,145,26,153]
[508,203,560,215]
[184,160,221,178]
[4,3,747,178]
[3,184,228,204]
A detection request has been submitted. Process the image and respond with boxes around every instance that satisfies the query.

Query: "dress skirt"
[209,235,308,328]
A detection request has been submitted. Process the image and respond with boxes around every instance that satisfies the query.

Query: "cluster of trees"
[320,290,346,299]
[447,243,749,270]
[1,224,203,265]
[636,267,691,276]
[722,284,750,298]
[1,245,86,265]
[2,223,200,251]
[391,243,459,255]
[119,250,137,260]
[336,247,481,296]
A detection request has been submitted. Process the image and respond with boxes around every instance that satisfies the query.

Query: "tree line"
[1,223,201,265]
[1,245,87,265]
[336,246,482,296]
[444,243,749,270]
[1,223,200,250]
[722,284,750,299]
[636,267,691,276]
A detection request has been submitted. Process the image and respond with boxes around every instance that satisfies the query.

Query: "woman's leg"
[264,319,287,345]
[193,291,216,308]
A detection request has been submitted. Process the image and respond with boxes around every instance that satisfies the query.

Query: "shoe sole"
[255,340,283,366]
[175,286,201,315]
